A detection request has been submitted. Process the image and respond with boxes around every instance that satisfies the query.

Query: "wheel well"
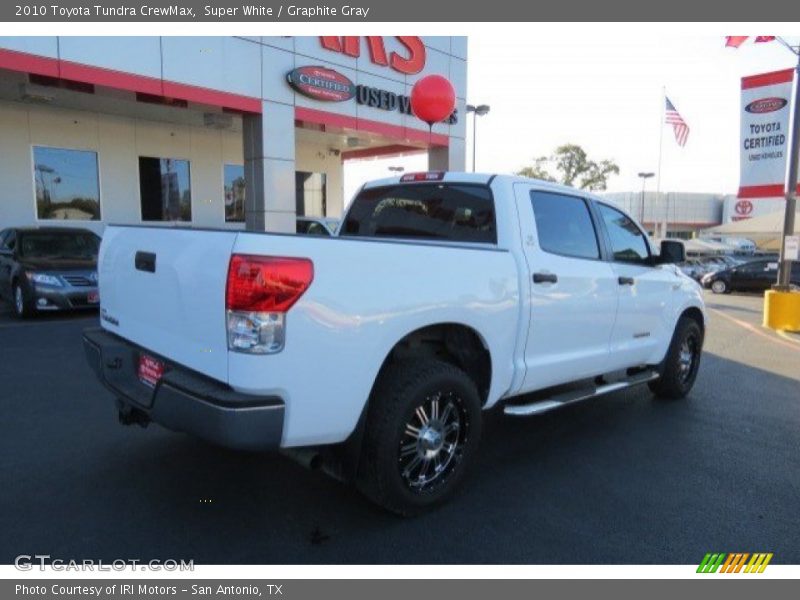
[376,323,492,405]
[680,307,705,335]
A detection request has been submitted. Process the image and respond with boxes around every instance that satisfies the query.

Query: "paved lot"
[1,291,798,565]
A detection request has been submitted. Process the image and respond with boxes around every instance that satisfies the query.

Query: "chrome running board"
[503,370,659,417]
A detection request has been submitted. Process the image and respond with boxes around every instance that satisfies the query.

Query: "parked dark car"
[701,258,800,294]
[0,227,100,318]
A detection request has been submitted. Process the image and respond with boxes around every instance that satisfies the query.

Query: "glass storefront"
[33,146,101,221]
[139,157,192,222]
[224,164,246,223]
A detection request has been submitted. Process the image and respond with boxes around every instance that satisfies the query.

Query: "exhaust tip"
[281,447,323,470]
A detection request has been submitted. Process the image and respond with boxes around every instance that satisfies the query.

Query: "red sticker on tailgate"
[138,354,164,388]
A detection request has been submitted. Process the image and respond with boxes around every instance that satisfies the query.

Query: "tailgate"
[98,226,237,384]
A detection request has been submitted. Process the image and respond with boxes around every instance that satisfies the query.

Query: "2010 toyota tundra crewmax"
[83,172,706,515]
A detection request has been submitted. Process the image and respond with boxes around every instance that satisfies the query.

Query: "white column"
[242,100,296,232]
[428,137,467,171]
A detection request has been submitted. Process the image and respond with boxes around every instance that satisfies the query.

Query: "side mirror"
[658,240,685,264]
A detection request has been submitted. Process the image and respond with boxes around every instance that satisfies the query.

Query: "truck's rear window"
[341,183,497,244]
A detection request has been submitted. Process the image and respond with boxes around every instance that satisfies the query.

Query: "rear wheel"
[711,279,728,294]
[649,316,703,399]
[12,282,34,319]
[357,359,482,516]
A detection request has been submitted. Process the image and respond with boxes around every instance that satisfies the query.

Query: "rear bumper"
[82,327,284,451]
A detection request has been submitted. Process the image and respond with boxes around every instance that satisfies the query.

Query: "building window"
[296,171,327,217]
[224,164,246,223]
[139,157,192,222]
[33,146,101,221]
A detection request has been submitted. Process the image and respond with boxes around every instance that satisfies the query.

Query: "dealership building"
[0,36,467,235]
[603,191,787,240]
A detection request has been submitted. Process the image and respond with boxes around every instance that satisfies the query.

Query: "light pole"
[776,44,800,291]
[637,172,654,231]
[466,104,490,172]
[762,37,800,331]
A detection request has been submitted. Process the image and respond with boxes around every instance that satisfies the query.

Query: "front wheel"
[649,316,703,399]
[357,358,482,516]
[710,279,728,294]
[12,282,34,319]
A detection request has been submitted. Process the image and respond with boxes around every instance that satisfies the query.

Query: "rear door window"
[762,262,779,279]
[735,261,772,282]
[529,191,600,260]
[341,183,496,244]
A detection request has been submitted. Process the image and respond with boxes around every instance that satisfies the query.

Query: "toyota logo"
[735,200,754,215]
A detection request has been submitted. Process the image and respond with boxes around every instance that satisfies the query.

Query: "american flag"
[725,36,775,48]
[665,97,689,147]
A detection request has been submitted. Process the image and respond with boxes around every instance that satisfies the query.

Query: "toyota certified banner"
[739,68,794,199]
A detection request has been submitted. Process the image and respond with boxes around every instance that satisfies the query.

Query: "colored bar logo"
[697,552,773,573]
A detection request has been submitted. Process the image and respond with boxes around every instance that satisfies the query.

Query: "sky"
[345,33,798,202]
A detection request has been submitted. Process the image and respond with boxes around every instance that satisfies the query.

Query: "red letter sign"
[319,36,426,75]
[391,37,426,75]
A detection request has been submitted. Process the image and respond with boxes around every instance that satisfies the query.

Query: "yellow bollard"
[763,290,800,332]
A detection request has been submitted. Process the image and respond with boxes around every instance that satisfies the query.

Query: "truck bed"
[97,225,521,446]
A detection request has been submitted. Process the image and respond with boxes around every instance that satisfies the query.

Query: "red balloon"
[410,75,456,126]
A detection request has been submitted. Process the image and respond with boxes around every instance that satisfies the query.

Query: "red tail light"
[226,255,314,313]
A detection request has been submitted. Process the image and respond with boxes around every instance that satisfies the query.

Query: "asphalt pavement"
[0,291,798,565]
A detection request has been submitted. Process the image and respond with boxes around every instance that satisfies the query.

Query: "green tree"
[517,144,620,191]
[516,157,556,183]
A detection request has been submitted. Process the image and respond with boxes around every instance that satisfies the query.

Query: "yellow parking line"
[709,308,800,353]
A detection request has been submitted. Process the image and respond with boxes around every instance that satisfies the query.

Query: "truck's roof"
[361,172,610,204]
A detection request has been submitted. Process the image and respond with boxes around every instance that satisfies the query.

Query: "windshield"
[341,183,496,244]
[19,232,100,260]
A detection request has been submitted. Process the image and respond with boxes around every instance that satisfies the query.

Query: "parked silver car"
[0,227,100,318]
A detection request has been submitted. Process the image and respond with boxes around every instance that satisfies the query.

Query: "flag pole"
[656,87,665,238]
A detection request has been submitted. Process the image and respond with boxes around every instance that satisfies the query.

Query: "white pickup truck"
[84,172,705,515]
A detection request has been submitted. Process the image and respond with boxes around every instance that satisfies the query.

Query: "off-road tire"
[649,316,703,399]
[357,358,482,516]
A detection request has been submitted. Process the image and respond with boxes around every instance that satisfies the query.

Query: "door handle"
[135,251,156,273]
[618,276,635,286]
[533,272,558,284]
